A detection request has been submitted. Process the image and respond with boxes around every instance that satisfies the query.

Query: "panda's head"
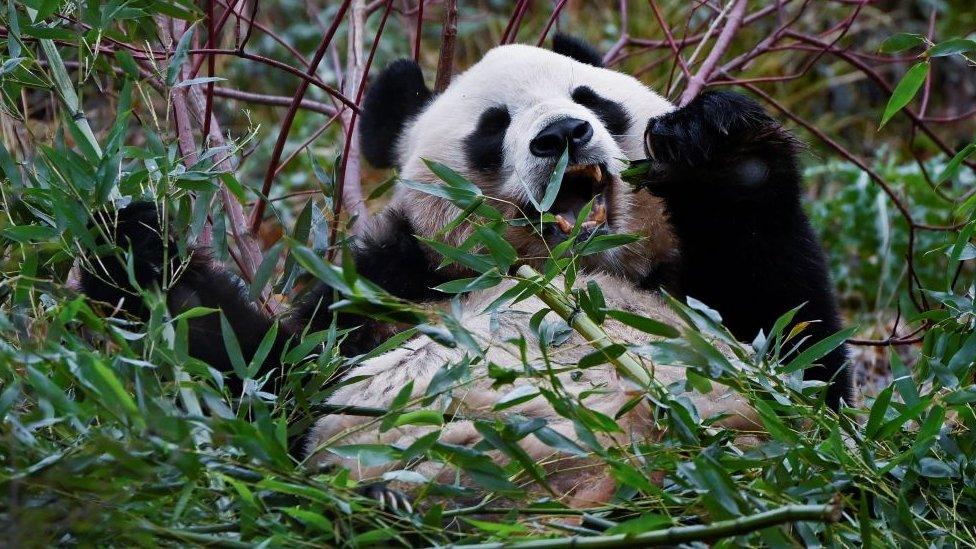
[359,36,678,280]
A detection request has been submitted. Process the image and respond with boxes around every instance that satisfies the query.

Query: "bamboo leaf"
[166,22,197,87]
[878,33,924,53]
[879,62,928,128]
[928,38,976,57]
[935,142,976,185]
[538,147,569,212]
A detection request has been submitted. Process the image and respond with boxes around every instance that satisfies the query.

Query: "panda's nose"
[530,118,593,158]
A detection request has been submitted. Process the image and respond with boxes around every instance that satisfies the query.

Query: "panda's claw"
[357,482,414,514]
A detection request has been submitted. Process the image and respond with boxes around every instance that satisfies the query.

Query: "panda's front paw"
[644,91,776,167]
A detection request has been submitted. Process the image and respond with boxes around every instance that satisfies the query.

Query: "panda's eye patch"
[464,106,511,173]
[571,86,630,138]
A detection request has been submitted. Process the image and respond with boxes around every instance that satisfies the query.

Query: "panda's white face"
[379,44,677,279]
[398,44,671,229]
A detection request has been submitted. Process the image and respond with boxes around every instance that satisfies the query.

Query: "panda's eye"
[571,86,630,138]
[464,106,510,173]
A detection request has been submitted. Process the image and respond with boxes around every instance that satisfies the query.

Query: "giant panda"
[79,35,850,508]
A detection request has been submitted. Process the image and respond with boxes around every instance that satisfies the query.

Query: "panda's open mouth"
[548,163,612,238]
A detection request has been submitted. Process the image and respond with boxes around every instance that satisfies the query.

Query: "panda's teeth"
[555,214,574,234]
[566,163,602,182]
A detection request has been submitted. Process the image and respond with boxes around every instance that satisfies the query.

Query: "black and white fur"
[79,36,850,502]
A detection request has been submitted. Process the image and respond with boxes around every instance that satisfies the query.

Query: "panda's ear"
[360,59,432,168]
[552,34,604,67]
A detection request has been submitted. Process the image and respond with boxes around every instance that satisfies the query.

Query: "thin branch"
[413,0,424,61]
[337,0,372,237]
[434,0,459,92]
[270,112,343,179]
[537,0,570,47]
[212,87,337,116]
[190,48,360,112]
[680,0,747,105]
[202,0,216,140]
[783,31,976,170]
[249,0,353,233]
[500,0,528,45]
[331,0,395,247]
[647,0,693,89]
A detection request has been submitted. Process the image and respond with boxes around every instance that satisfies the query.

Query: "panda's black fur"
[79,203,283,396]
[79,35,851,420]
[359,59,433,168]
[638,91,849,406]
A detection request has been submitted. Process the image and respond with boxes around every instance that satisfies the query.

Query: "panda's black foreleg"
[79,202,288,395]
[637,91,852,408]
[289,207,451,355]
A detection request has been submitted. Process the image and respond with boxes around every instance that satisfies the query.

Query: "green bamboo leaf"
[577,233,642,256]
[418,236,495,273]
[172,76,227,89]
[538,147,569,212]
[434,270,503,294]
[166,22,197,87]
[578,344,626,369]
[879,62,928,128]
[289,242,352,294]
[928,38,976,57]
[533,426,588,456]
[474,226,517,271]
[422,159,483,196]
[328,444,403,467]
[380,381,414,432]
[1,224,58,242]
[392,410,444,428]
[781,326,857,374]
[494,385,540,410]
[281,507,334,534]
[604,309,680,338]
[246,322,280,378]
[935,142,976,185]
[878,33,924,53]
[249,242,283,300]
[82,356,145,430]
[219,311,247,380]
[367,173,398,200]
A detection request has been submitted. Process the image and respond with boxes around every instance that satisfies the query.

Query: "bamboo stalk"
[137,521,250,548]
[25,8,102,158]
[515,264,651,387]
[443,500,842,548]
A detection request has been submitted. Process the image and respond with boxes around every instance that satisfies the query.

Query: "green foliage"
[1,1,975,547]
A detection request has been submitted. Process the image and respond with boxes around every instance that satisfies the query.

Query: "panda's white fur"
[389,44,678,282]
[305,273,759,506]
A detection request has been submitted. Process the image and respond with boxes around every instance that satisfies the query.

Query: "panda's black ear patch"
[360,59,432,168]
[552,34,604,67]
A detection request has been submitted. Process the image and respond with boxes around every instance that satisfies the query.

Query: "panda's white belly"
[304,273,759,506]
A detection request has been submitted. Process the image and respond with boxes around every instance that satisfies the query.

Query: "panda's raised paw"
[644,91,779,167]
[357,482,414,514]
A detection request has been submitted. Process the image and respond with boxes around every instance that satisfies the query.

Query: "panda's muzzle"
[550,163,611,238]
